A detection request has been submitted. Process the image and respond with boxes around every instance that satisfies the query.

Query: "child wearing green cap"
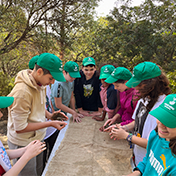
[28,55,68,169]
[0,96,46,176]
[109,62,171,168]
[51,61,84,123]
[125,94,176,176]
[103,67,137,130]
[74,57,103,117]
[92,64,120,125]
[7,53,67,176]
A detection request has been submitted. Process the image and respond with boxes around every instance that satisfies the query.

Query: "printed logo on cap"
[165,97,176,111]
[104,67,109,73]
[88,58,92,62]
[59,65,63,71]
[111,70,115,76]
[74,66,78,72]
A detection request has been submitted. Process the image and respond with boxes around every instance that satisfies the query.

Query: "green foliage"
[47,0,100,59]
[0,72,15,96]
[1,0,176,94]
[103,0,176,71]
[167,71,176,93]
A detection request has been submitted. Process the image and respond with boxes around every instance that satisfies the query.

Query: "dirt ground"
[44,116,132,176]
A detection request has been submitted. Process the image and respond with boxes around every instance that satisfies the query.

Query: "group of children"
[0,52,176,176]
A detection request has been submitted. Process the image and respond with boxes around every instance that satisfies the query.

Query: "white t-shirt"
[0,141,11,173]
[132,94,166,165]
[44,85,57,140]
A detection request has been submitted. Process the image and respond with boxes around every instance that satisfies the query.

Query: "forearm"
[70,97,76,111]
[4,154,30,176]
[6,148,26,160]
[16,121,52,133]
[113,113,121,121]
[124,121,135,131]
[57,103,75,115]
[131,135,148,148]
[102,111,106,120]
[98,107,103,113]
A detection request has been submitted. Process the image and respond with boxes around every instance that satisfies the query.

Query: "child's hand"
[92,116,104,121]
[89,111,101,116]
[52,121,67,130]
[109,125,128,140]
[103,116,117,127]
[72,112,84,123]
[122,171,141,176]
[104,124,116,132]
[103,118,116,132]
[78,110,90,116]
[51,110,68,121]
[24,140,46,160]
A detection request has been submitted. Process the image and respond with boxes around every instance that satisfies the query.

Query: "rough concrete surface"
[43,116,132,176]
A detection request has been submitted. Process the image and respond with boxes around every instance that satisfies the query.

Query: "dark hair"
[35,64,51,75]
[115,79,126,84]
[82,64,95,68]
[155,127,176,156]
[82,64,99,77]
[169,138,176,156]
[135,67,171,111]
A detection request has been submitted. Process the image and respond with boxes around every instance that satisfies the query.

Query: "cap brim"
[51,72,66,82]
[125,77,141,88]
[83,62,95,66]
[105,75,117,84]
[0,97,14,108]
[149,107,176,128]
[69,72,81,78]
[99,74,111,79]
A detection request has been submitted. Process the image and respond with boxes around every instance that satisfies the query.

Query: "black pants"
[43,130,60,170]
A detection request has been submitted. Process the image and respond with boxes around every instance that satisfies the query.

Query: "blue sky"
[96,0,143,16]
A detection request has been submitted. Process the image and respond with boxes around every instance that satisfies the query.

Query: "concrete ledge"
[42,113,72,176]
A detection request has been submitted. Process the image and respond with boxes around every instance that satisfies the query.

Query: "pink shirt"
[100,85,119,119]
[117,88,137,126]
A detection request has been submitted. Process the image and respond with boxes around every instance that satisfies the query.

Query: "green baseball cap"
[0,96,14,108]
[99,65,115,79]
[82,57,95,66]
[149,94,176,128]
[105,67,132,84]
[29,55,39,70]
[37,53,66,82]
[126,62,161,88]
[64,61,81,78]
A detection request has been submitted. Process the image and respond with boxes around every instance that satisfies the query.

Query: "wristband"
[126,133,133,142]
[124,125,129,132]
[126,133,133,149]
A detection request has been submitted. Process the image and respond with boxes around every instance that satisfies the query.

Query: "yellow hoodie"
[8,69,46,146]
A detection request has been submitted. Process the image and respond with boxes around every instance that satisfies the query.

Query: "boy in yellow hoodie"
[7,53,67,176]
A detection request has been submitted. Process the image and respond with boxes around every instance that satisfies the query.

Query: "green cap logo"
[64,61,81,78]
[149,94,176,128]
[99,65,115,79]
[82,57,96,66]
[105,67,132,84]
